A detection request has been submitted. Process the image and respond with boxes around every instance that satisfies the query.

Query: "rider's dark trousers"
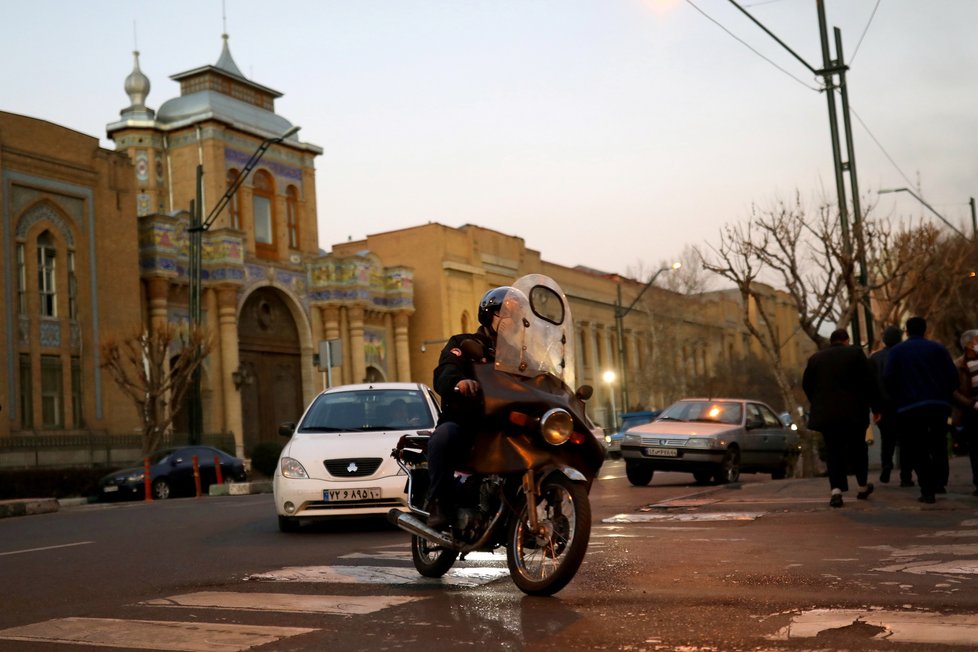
[426,420,474,505]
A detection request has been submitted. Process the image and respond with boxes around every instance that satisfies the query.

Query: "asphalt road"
[2,457,977,651]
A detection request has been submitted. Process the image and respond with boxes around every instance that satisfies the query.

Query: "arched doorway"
[238,287,303,455]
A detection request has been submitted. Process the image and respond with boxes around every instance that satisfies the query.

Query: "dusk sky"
[2,0,975,279]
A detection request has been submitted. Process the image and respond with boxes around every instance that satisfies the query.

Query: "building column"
[348,306,366,384]
[146,276,169,333]
[216,286,243,457]
[322,306,340,388]
[393,311,411,381]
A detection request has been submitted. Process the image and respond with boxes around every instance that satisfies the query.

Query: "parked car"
[606,410,661,459]
[273,382,441,532]
[620,398,799,486]
[98,445,247,501]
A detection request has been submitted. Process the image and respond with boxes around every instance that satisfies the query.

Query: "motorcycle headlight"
[280,456,309,479]
[540,408,573,445]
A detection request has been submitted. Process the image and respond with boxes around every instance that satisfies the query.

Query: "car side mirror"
[278,422,296,437]
[575,385,593,401]
[746,416,764,430]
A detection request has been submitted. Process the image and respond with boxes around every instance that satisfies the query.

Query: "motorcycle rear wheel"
[411,534,458,577]
[506,473,590,596]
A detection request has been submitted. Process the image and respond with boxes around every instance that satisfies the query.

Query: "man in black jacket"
[869,325,906,484]
[424,286,508,530]
[803,328,879,507]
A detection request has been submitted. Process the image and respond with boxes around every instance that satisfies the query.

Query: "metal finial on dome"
[124,50,151,109]
[215,33,245,78]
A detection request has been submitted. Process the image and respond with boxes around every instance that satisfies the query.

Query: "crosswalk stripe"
[602,512,764,523]
[0,617,315,652]
[249,564,509,586]
[143,591,423,615]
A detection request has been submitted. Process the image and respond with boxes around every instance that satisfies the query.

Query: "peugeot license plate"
[324,487,381,501]
[645,447,678,457]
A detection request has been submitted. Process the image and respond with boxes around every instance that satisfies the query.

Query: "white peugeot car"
[273,382,441,532]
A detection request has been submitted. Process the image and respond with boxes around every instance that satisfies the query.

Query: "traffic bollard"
[144,457,152,501]
[193,454,202,497]
[214,455,224,485]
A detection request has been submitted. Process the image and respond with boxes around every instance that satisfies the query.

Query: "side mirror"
[278,422,296,437]
[575,385,593,401]
[460,338,485,360]
[746,416,764,430]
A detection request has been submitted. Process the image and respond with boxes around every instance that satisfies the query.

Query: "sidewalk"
[0,480,272,519]
[677,453,978,513]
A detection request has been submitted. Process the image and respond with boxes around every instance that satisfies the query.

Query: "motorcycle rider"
[425,286,509,530]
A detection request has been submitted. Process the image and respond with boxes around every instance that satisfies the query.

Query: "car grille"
[324,458,383,477]
[640,437,689,447]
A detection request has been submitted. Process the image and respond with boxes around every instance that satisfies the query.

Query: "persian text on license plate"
[645,447,678,457]
[324,487,381,501]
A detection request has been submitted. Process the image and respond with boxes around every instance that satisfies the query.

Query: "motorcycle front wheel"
[411,534,458,578]
[506,473,591,596]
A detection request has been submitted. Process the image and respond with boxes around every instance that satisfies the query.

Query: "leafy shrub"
[249,441,284,479]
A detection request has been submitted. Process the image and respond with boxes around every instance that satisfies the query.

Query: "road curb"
[0,497,59,519]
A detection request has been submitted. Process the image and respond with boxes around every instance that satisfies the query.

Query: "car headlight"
[280,457,309,479]
[125,472,144,482]
[540,408,573,445]
[686,438,725,449]
[622,432,640,445]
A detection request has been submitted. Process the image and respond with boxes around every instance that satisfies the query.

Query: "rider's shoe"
[426,498,452,531]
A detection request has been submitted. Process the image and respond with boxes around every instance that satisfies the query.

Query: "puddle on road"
[768,608,978,646]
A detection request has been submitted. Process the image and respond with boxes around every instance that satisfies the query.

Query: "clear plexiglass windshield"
[493,274,576,388]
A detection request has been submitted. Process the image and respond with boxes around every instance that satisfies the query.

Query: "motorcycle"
[388,274,605,596]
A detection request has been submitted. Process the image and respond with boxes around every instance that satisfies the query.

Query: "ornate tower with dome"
[104,34,416,458]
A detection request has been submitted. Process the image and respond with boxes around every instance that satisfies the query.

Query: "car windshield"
[658,400,743,425]
[298,389,435,432]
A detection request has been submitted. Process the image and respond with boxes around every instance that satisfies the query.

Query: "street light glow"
[602,370,617,384]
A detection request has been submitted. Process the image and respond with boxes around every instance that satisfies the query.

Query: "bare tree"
[101,324,212,455]
[873,224,977,346]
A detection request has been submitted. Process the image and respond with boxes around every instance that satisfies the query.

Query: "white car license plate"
[102,486,119,493]
[324,487,381,501]
[645,447,678,457]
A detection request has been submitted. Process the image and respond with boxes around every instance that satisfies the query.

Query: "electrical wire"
[849,106,917,190]
[848,0,881,64]
[686,0,822,92]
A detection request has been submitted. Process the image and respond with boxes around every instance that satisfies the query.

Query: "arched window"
[37,231,57,317]
[286,185,299,249]
[226,168,241,229]
[252,170,275,258]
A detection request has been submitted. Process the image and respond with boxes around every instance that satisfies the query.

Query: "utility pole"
[816,0,873,350]
[728,0,875,349]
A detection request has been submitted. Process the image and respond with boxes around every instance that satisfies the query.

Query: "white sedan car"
[273,382,441,532]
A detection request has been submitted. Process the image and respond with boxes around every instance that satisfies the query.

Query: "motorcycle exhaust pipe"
[387,509,456,548]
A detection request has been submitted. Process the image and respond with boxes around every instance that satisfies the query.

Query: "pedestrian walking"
[883,317,958,504]
[803,328,879,508]
[869,325,908,485]
[951,329,978,497]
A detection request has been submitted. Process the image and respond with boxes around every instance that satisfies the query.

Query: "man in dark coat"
[424,287,507,530]
[803,328,878,507]
[883,316,958,504]
[869,325,906,484]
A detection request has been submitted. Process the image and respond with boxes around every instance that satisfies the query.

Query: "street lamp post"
[185,125,301,445]
[879,187,972,239]
[614,262,681,413]
[602,369,617,434]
